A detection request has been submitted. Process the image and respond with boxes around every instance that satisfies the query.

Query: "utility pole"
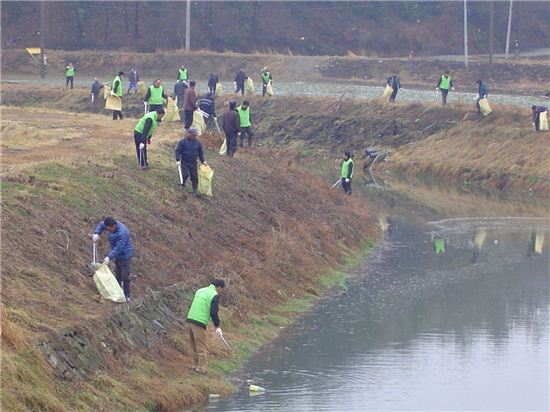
[463,0,468,68]
[185,0,191,51]
[39,1,46,79]
[489,1,494,66]
[505,0,513,59]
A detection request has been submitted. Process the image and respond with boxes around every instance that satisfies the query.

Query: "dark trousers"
[440,89,449,105]
[209,84,216,94]
[134,131,148,167]
[112,110,123,120]
[175,94,185,109]
[235,83,245,95]
[91,92,100,103]
[127,81,138,94]
[225,131,238,156]
[148,104,163,113]
[184,110,194,129]
[115,258,131,299]
[180,160,198,189]
[389,87,398,102]
[66,76,74,89]
[262,83,268,96]
[239,126,254,147]
[341,178,352,195]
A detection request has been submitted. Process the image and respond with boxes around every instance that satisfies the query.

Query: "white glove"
[139,143,145,149]
[176,160,181,166]
[215,327,223,337]
[110,90,116,96]
[483,95,487,98]
[202,161,208,165]
[435,87,439,91]
[103,256,110,265]
[92,234,100,242]
[345,178,350,183]
[451,87,455,91]
[144,102,148,106]
[237,132,241,136]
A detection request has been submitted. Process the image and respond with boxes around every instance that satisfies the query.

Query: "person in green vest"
[177,64,189,84]
[237,100,254,147]
[340,151,354,195]
[434,237,446,254]
[110,71,124,120]
[143,79,168,112]
[436,71,454,105]
[187,279,226,374]
[65,63,75,89]
[261,67,273,97]
[133,107,165,169]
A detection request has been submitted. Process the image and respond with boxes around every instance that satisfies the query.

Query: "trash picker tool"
[177,163,184,190]
[92,241,97,264]
[219,334,232,351]
[144,102,148,115]
[139,146,144,168]
[214,117,221,134]
[332,178,341,188]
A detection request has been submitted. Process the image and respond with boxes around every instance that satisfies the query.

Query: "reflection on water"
[209,211,549,411]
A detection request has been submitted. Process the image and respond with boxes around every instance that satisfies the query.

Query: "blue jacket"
[175,138,205,163]
[95,220,133,260]
[478,82,489,98]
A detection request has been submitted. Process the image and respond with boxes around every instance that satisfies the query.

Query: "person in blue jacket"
[175,127,207,198]
[92,217,134,302]
[475,80,489,114]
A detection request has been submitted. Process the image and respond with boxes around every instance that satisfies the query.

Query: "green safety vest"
[187,284,218,326]
[341,158,354,179]
[178,68,188,81]
[434,238,445,254]
[66,66,74,77]
[262,72,271,84]
[237,106,251,127]
[111,75,122,97]
[148,85,165,105]
[134,111,159,138]
[439,75,451,90]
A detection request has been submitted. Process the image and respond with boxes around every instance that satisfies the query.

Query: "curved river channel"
[206,178,549,411]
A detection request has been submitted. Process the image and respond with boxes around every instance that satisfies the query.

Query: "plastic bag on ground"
[266,82,274,96]
[539,111,549,131]
[245,78,254,94]
[164,97,179,122]
[382,85,392,100]
[215,82,223,97]
[105,94,122,111]
[192,110,206,135]
[198,163,214,196]
[93,263,126,303]
[479,97,492,116]
[103,85,111,100]
[219,139,227,156]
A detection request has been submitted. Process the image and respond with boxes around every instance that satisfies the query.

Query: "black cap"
[344,151,351,158]
[212,278,226,288]
[118,71,125,76]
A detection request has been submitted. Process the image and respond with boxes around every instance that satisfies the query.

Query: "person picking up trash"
[531,105,548,132]
[92,217,134,303]
[175,126,207,198]
[261,67,273,97]
[186,278,226,374]
[475,79,489,114]
[133,107,165,169]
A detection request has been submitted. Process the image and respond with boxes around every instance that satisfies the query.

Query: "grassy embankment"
[1,105,377,411]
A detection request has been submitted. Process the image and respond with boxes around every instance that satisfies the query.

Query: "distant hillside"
[1,1,549,56]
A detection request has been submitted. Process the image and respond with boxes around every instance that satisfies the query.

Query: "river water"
[207,181,549,411]
[2,76,548,108]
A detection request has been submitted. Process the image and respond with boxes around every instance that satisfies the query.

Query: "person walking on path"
[183,80,198,130]
[186,279,226,374]
[436,71,454,105]
[175,127,206,198]
[174,80,187,109]
[144,79,167,113]
[222,100,240,157]
[387,72,401,102]
[208,72,219,95]
[90,77,104,103]
[261,67,272,97]
[237,100,254,147]
[127,67,139,95]
[341,151,354,195]
[92,217,134,302]
[133,107,165,169]
[197,92,217,129]
[475,79,489,114]
[177,64,189,85]
[532,105,548,131]
[110,71,124,120]
[65,63,75,89]
[234,68,247,96]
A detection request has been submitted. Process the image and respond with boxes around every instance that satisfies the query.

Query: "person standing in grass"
[475,79,489,114]
[175,127,207,198]
[144,79,167,113]
[133,107,165,169]
[234,68,247,96]
[236,100,254,147]
[222,99,240,157]
[531,105,548,131]
[261,67,272,97]
[183,80,198,131]
[92,217,134,303]
[340,151,354,195]
[65,62,75,89]
[90,77,104,103]
[436,71,454,105]
[186,279,226,374]
[110,71,124,120]
[127,67,139,95]
[386,72,401,102]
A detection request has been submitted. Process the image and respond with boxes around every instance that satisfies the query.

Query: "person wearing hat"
[234,68,247,96]
[531,105,548,131]
[197,92,217,129]
[175,127,206,197]
[183,80,198,130]
[237,100,254,147]
[222,99,241,157]
[261,67,272,97]
[133,107,165,169]
[110,71,125,120]
[340,151,354,195]
[144,79,168,113]
[187,278,226,374]
[436,71,454,105]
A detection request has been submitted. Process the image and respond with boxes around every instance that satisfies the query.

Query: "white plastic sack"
[93,263,126,303]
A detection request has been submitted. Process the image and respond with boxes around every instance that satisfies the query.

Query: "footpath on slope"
[1,106,377,411]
